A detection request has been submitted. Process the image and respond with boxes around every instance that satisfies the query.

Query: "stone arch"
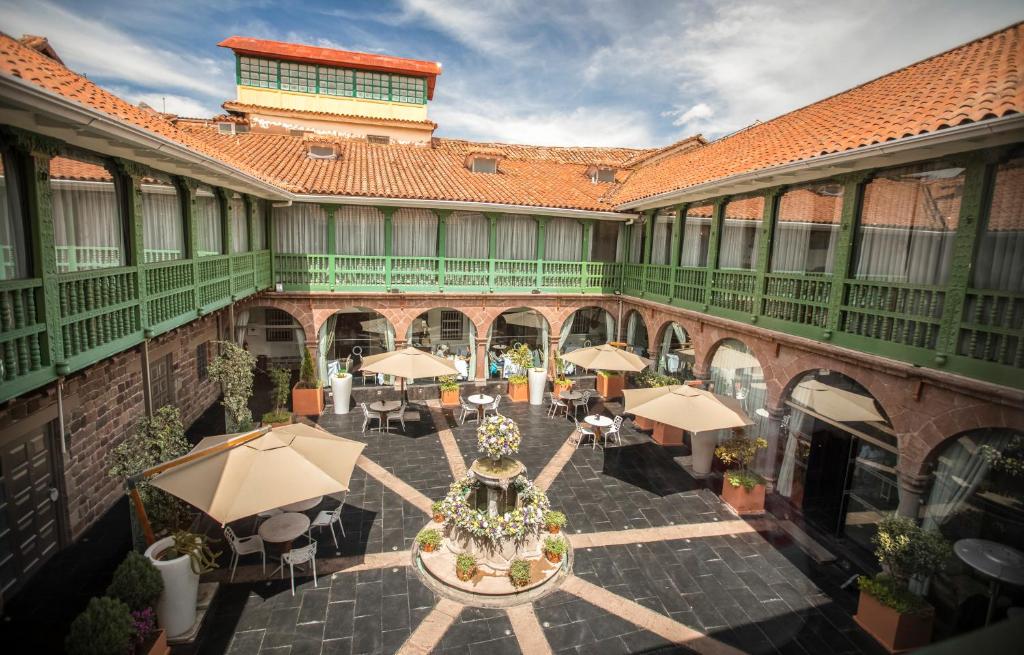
[482,307,552,378]
[651,318,695,374]
[698,335,772,385]
[621,308,653,355]
[237,297,315,344]
[554,305,617,349]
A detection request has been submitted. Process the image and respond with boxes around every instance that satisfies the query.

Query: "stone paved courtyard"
[201,397,886,655]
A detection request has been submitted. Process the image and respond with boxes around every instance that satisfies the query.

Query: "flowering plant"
[477,415,521,459]
[131,607,157,647]
[436,475,550,542]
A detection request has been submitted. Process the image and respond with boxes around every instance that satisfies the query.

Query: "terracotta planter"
[292,384,324,416]
[440,387,460,407]
[546,525,561,534]
[545,551,562,564]
[140,629,170,655]
[633,415,654,431]
[553,380,574,398]
[508,381,529,402]
[651,422,684,445]
[854,589,934,653]
[596,373,624,399]
[720,480,766,514]
[263,415,293,428]
[456,567,476,582]
[420,542,437,553]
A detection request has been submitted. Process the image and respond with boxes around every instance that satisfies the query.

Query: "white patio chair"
[309,496,346,548]
[572,390,592,419]
[547,391,568,419]
[386,403,407,431]
[571,416,597,449]
[360,402,380,432]
[604,415,624,446]
[484,395,501,418]
[224,525,265,582]
[281,541,317,596]
[458,396,478,424]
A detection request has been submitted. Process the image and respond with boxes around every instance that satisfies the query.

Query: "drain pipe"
[56,377,67,454]
[616,298,623,342]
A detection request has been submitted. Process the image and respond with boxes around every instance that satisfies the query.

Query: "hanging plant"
[208,341,256,431]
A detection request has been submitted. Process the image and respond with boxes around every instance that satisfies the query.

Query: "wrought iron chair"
[281,541,317,596]
[309,495,346,548]
[224,525,265,582]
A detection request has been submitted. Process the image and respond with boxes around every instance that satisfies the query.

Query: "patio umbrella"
[790,379,885,423]
[709,344,761,371]
[560,343,652,372]
[501,310,545,329]
[148,423,365,525]
[623,384,753,433]
[359,345,458,402]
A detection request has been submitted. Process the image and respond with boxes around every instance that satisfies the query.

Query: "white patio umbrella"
[790,379,885,423]
[500,310,545,329]
[561,343,652,373]
[359,345,459,402]
[147,423,365,525]
[709,344,761,371]
[623,385,753,433]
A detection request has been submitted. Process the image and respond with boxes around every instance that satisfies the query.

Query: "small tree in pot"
[262,366,293,426]
[438,375,460,407]
[292,347,324,416]
[505,343,534,402]
[715,430,768,514]
[208,341,256,431]
[552,353,573,397]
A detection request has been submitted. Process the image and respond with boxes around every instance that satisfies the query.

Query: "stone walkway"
[207,398,885,655]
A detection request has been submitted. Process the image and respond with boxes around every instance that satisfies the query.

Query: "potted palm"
[715,430,768,513]
[144,531,219,639]
[855,516,951,653]
[262,367,293,427]
[506,343,534,403]
[456,553,477,582]
[331,359,353,415]
[438,375,460,407]
[292,347,324,416]
[543,536,567,564]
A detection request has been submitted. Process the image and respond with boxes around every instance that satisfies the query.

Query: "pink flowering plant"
[477,415,521,459]
[436,475,550,542]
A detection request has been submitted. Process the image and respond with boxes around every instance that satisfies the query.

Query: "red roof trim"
[218,36,441,99]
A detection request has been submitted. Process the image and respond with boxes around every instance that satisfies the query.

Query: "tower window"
[470,157,498,174]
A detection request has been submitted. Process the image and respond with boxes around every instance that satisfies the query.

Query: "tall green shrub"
[106,551,163,611]
[858,515,952,612]
[298,347,320,389]
[208,341,256,431]
[263,366,293,423]
[65,597,135,655]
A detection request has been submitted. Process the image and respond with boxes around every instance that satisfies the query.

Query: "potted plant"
[208,341,256,431]
[596,369,624,401]
[416,528,442,553]
[105,551,169,654]
[432,500,445,523]
[292,347,324,416]
[552,353,574,398]
[131,607,169,655]
[715,430,768,513]
[455,553,477,582]
[509,559,531,588]
[544,510,566,534]
[543,536,567,564]
[66,597,135,655]
[144,531,219,639]
[505,343,534,402]
[438,375,460,407]
[331,358,353,415]
[854,516,951,653]
[262,366,293,427]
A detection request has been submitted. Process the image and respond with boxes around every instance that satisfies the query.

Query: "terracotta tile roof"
[49,155,113,181]
[221,101,437,128]
[613,22,1024,205]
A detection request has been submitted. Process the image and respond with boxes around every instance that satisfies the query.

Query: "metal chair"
[604,415,624,446]
[224,525,265,582]
[360,402,380,432]
[484,395,501,418]
[281,541,317,596]
[571,416,598,449]
[547,391,568,418]
[386,403,407,432]
[572,390,592,419]
[309,496,346,548]
[458,396,478,424]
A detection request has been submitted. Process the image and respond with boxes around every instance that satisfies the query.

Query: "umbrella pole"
[128,482,156,546]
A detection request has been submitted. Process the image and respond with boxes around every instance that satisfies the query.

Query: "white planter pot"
[691,432,717,476]
[331,373,353,415]
[527,368,547,406]
[145,537,200,638]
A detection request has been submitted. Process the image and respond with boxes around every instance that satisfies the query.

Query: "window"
[318,66,354,96]
[196,342,209,381]
[238,56,277,89]
[50,154,125,272]
[194,185,222,257]
[355,70,389,100]
[591,220,621,263]
[593,167,616,183]
[392,208,438,257]
[279,62,317,93]
[142,172,185,262]
[972,155,1024,292]
[390,75,426,104]
[470,157,498,174]
[771,183,843,274]
[0,147,29,280]
[307,144,337,160]
[440,310,463,340]
[230,194,248,253]
[251,200,267,251]
[217,123,235,135]
[719,196,765,270]
[367,135,390,145]
[681,204,713,267]
[275,203,328,254]
[236,56,428,104]
[150,354,174,410]
[266,309,296,342]
[650,210,677,266]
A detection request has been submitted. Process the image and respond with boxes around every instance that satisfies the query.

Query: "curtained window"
[336,206,384,256]
[0,148,28,279]
[446,212,488,259]
[141,172,185,263]
[680,204,713,267]
[719,196,764,270]
[650,209,677,265]
[853,161,963,285]
[496,214,536,260]
[545,217,583,261]
[592,220,620,262]
[274,203,327,253]
[771,183,842,274]
[194,185,222,257]
[229,194,248,253]
[251,199,267,250]
[392,208,437,257]
[50,154,125,272]
[627,222,643,263]
[973,155,1024,292]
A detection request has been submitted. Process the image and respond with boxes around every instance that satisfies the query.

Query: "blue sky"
[1,0,1022,147]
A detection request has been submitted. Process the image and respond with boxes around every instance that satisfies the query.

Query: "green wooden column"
[486,213,498,291]
[244,195,255,254]
[115,160,149,332]
[535,216,547,289]
[936,152,994,363]
[380,207,394,289]
[669,204,686,302]
[824,174,868,338]
[219,188,232,257]
[323,204,337,292]
[701,197,728,309]
[580,220,593,291]
[640,209,655,296]
[751,189,782,322]
[179,178,202,312]
[268,200,278,288]
[435,209,449,291]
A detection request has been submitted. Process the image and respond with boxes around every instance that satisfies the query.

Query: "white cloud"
[663,102,713,127]
[393,0,538,58]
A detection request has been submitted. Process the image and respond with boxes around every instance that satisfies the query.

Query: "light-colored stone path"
[357,454,434,515]
[562,575,746,655]
[506,603,554,655]
[211,550,412,583]
[396,598,464,655]
[533,429,580,491]
[569,519,755,549]
[425,399,467,479]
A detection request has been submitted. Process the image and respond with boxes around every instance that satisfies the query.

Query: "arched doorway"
[319,308,395,385]
[654,321,693,380]
[707,338,768,479]
[486,308,549,379]
[406,308,476,380]
[559,306,615,352]
[235,306,305,369]
[623,310,649,357]
[776,369,894,555]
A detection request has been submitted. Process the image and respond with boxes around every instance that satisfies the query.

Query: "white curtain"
[626,312,638,347]
[558,316,574,350]
[467,323,476,381]
[973,157,1023,291]
[546,218,582,261]
[141,179,184,262]
[541,319,549,369]
[294,326,306,358]
[230,195,248,253]
[628,223,643,263]
[776,409,813,498]
[194,187,222,257]
[51,166,125,272]
[650,211,676,265]
[251,200,267,250]
[771,223,837,274]
[393,208,437,257]
[275,203,327,253]
[446,212,488,259]
[318,314,338,384]
[234,310,249,345]
[854,227,954,284]
[0,156,27,279]
[922,431,1013,530]
[336,206,384,256]
[496,214,536,260]
[604,312,615,343]
[718,219,761,270]
[680,215,711,267]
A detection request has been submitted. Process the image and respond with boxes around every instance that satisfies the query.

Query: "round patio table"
[559,390,583,401]
[584,414,613,448]
[279,495,323,513]
[259,512,311,574]
[467,394,494,423]
[954,538,1024,625]
[368,400,402,433]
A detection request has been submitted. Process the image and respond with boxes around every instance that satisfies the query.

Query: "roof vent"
[307,143,338,160]
[367,135,391,145]
[465,149,503,174]
[586,164,618,183]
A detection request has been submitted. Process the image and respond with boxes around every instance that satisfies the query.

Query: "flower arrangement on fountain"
[476,414,521,459]
[437,474,550,542]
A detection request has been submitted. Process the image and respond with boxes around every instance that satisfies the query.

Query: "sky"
[1,0,1021,148]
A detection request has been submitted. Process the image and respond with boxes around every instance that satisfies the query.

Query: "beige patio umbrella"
[501,310,546,329]
[623,385,753,433]
[359,345,458,380]
[561,343,653,372]
[147,423,365,525]
[709,344,761,371]
[790,379,885,423]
